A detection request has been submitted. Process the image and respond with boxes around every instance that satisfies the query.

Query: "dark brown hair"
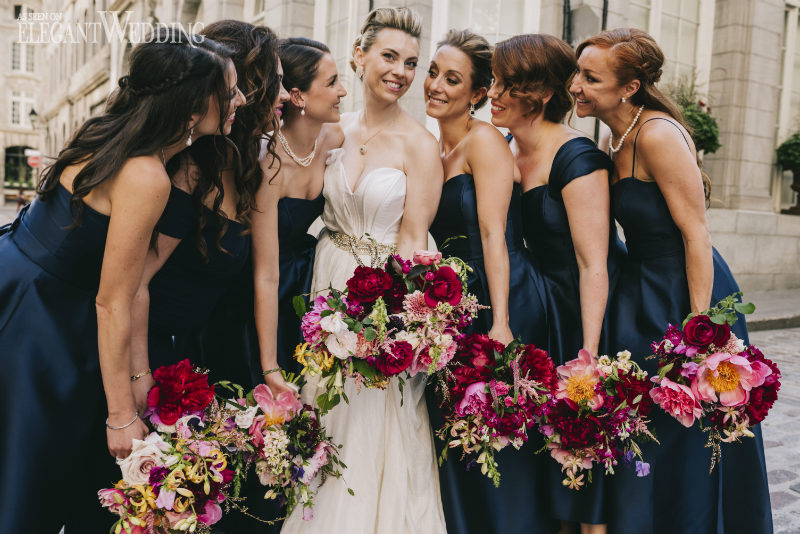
[492,34,576,122]
[38,28,232,227]
[576,28,710,201]
[279,37,331,119]
[436,29,493,110]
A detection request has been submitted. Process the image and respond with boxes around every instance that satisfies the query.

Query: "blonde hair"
[349,7,422,72]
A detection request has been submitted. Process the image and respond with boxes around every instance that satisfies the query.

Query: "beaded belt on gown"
[328,230,396,269]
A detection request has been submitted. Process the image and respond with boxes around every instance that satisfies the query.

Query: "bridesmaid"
[251,37,347,394]
[0,30,233,533]
[572,28,773,534]
[488,34,625,534]
[424,29,555,534]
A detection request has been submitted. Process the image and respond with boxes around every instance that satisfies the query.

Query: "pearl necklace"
[609,105,645,157]
[277,130,316,167]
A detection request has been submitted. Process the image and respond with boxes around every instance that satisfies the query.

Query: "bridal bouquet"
[435,334,556,487]
[235,383,345,520]
[99,360,242,533]
[537,350,656,490]
[295,250,482,412]
[648,293,781,472]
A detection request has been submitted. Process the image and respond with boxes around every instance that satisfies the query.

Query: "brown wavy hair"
[576,28,710,201]
[492,34,576,122]
[38,29,232,229]
[436,29,493,110]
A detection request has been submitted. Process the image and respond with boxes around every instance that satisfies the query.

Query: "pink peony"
[555,350,604,410]
[301,442,333,484]
[649,377,703,427]
[198,502,223,525]
[692,352,772,407]
[412,250,442,266]
[253,384,303,425]
[301,296,330,345]
[456,381,489,417]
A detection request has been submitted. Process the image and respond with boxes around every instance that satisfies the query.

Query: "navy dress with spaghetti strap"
[605,117,772,534]
[0,185,112,534]
[427,173,556,534]
[519,136,626,525]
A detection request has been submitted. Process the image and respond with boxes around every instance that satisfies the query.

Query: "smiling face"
[424,45,483,120]
[571,45,629,120]
[193,60,246,137]
[355,28,419,102]
[295,53,347,123]
[485,72,529,129]
[273,59,290,120]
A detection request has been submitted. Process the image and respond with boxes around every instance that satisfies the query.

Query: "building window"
[777,5,800,210]
[254,0,265,16]
[629,0,651,31]
[659,0,700,82]
[11,42,34,73]
[10,91,35,128]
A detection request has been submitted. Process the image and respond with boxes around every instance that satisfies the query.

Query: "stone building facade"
[6,0,800,290]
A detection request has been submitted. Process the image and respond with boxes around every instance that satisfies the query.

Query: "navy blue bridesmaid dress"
[428,173,557,534]
[519,136,626,525]
[0,185,111,534]
[605,117,772,534]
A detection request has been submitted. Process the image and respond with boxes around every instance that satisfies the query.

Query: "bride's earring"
[186,127,193,146]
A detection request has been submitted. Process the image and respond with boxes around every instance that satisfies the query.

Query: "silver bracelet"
[105,410,139,430]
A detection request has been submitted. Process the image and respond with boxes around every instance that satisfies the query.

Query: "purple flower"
[624,450,635,464]
[635,461,650,477]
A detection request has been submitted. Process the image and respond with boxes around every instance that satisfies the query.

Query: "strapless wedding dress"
[281,148,446,534]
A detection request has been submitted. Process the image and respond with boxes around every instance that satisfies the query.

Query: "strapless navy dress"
[147,187,251,369]
[428,173,556,534]
[0,185,111,534]
[605,118,772,534]
[520,136,626,525]
[179,193,325,390]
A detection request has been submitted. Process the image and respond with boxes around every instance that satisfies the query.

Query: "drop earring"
[301,105,306,116]
[469,103,475,115]
[186,127,193,146]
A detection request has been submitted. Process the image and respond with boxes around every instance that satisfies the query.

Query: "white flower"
[255,459,278,486]
[117,433,172,485]
[616,350,631,361]
[319,312,348,334]
[234,405,259,429]
[325,329,358,359]
[394,330,421,349]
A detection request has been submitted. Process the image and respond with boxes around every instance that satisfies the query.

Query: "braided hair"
[38,28,234,227]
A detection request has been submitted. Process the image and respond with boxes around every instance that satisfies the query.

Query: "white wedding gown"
[281,148,446,534]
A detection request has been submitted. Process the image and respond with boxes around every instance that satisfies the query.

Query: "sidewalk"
[749,289,800,331]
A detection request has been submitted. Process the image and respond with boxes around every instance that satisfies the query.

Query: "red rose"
[146,359,215,425]
[519,345,557,390]
[424,266,462,307]
[683,315,730,348]
[615,374,654,416]
[383,276,408,313]
[449,366,488,402]
[346,266,393,303]
[375,341,413,376]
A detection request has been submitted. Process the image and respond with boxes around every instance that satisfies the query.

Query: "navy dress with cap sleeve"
[604,117,772,534]
[0,184,114,533]
[519,136,627,525]
[427,173,558,534]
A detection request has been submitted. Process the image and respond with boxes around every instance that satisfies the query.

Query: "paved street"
[753,327,800,534]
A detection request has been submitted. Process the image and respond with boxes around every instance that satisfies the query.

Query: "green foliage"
[667,78,722,154]
[776,133,800,172]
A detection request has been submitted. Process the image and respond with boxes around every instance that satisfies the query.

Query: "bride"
[281,7,445,534]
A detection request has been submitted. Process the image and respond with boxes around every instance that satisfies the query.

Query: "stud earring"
[621,96,627,103]
[186,127,193,146]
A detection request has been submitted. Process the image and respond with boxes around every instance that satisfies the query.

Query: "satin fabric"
[282,148,447,534]
[606,151,773,533]
[427,173,557,534]
[0,185,111,534]
[520,136,626,525]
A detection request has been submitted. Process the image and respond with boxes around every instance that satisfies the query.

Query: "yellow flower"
[129,484,157,515]
[565,375,597,404]
[295,343,334,374]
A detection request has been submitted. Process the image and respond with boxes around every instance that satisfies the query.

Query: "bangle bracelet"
[262,367,281,376]
[106,410,140,430]
[130,369,151,382]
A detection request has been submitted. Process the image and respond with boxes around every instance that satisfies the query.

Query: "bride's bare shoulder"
[397,113,437,149]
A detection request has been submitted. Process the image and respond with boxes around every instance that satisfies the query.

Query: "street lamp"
[28,108,38,129]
